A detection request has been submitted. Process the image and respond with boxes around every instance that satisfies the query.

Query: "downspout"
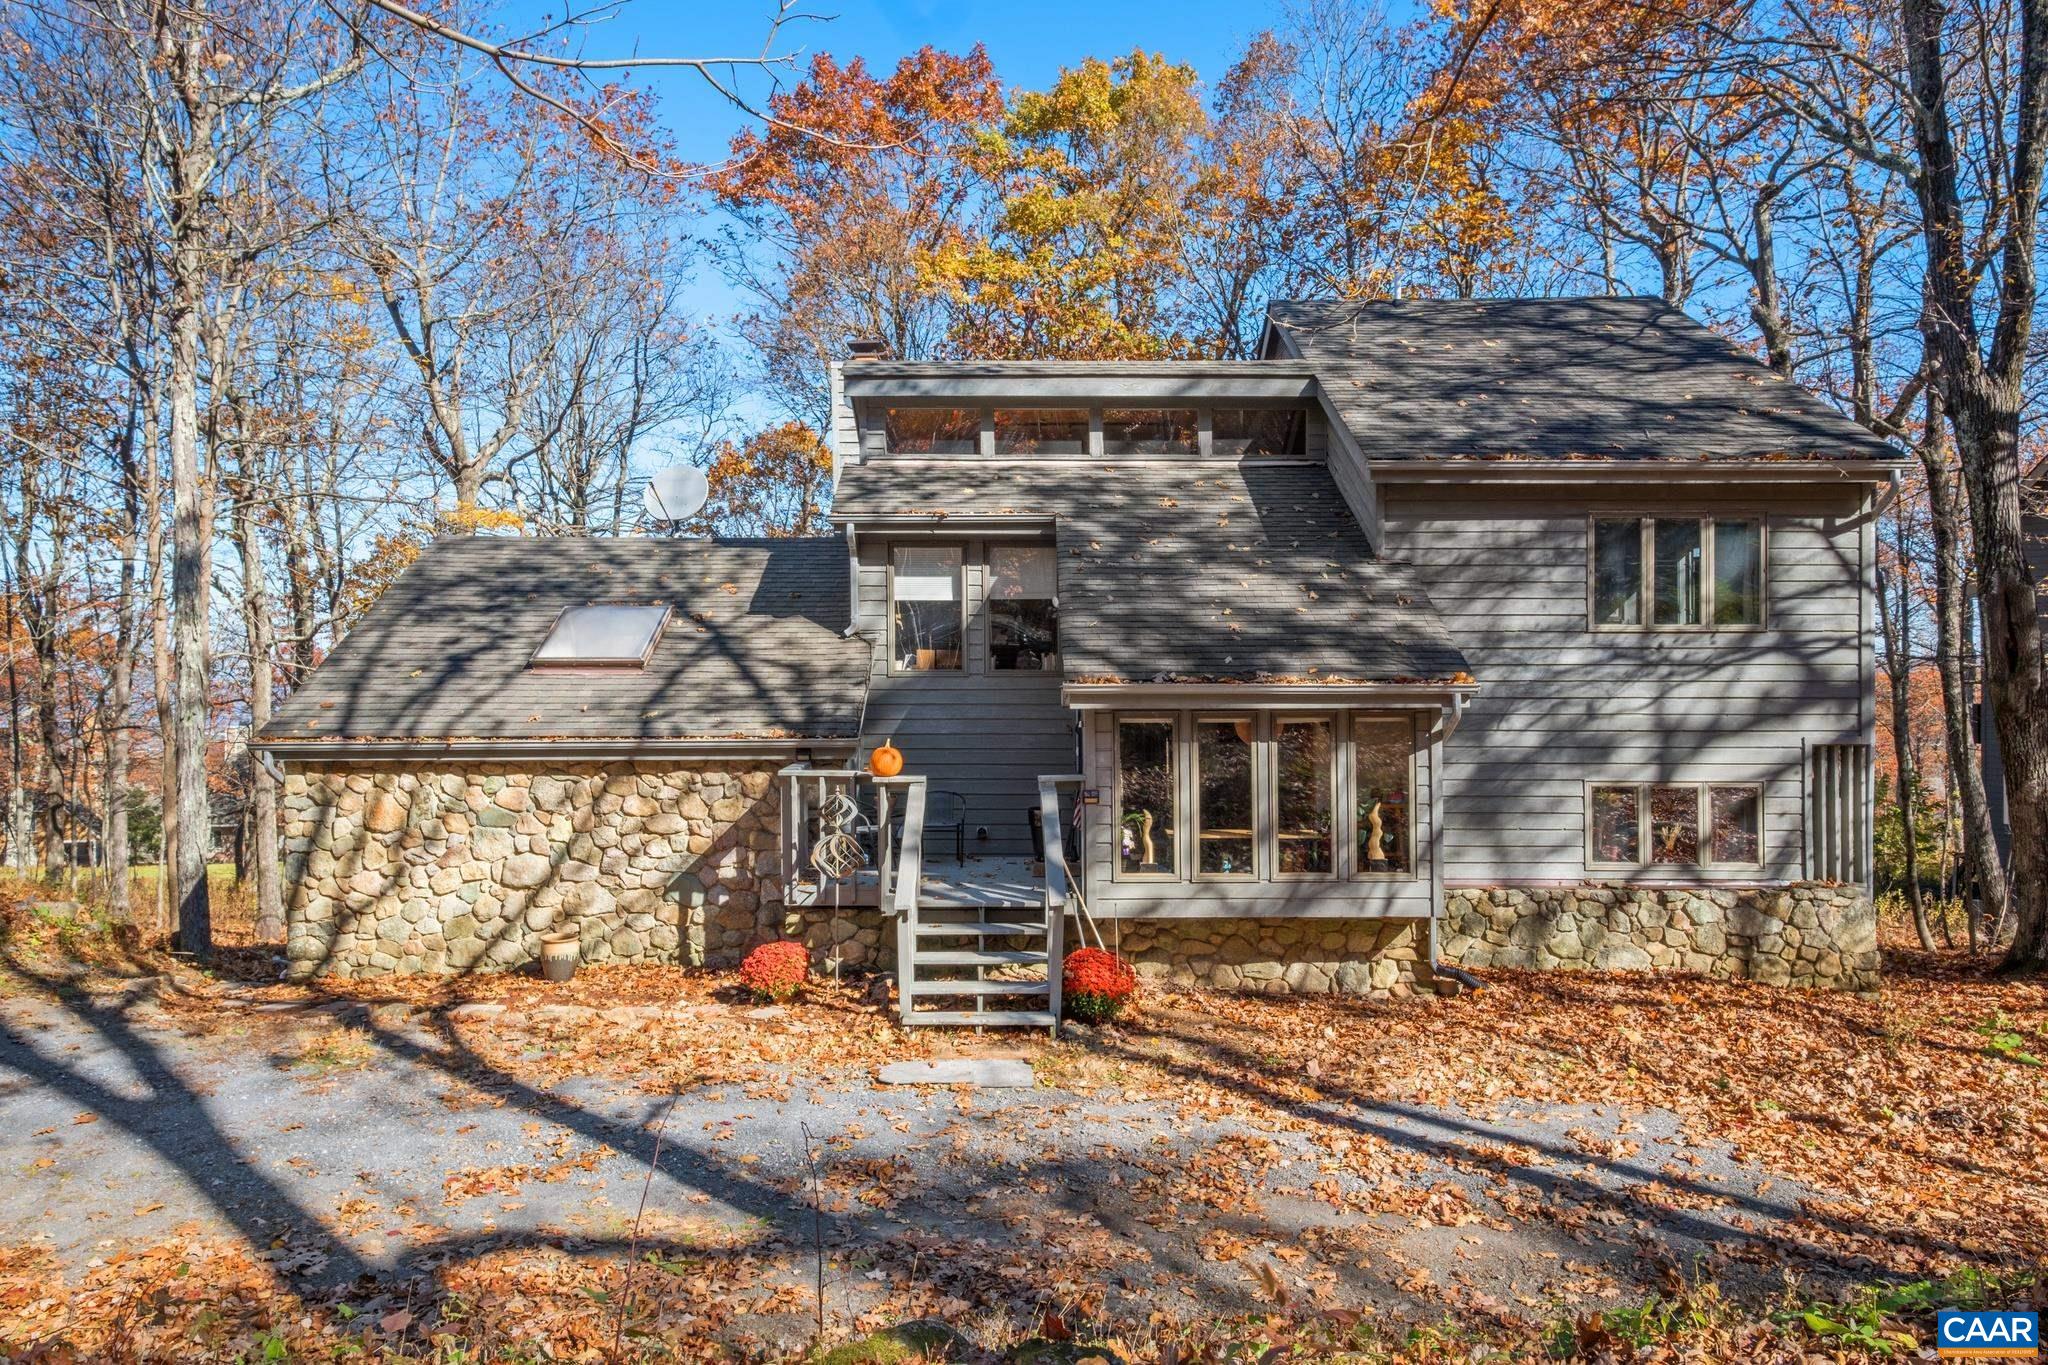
[842,523,861,638]
[1429,694,1485,993]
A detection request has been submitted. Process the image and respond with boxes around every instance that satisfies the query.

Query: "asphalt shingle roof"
[834,460,1471,685]
[1268,296,1905,463]
[262,536,866,745]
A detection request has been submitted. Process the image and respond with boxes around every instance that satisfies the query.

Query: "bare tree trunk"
[102,405,146,919]
[1896,0,2048,970]
[230,473,282,941]
[167,202,213,959]
[1876,524,1933,948]
[1923,435,2010,949]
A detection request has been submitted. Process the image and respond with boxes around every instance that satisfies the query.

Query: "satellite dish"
[643,466,709,524]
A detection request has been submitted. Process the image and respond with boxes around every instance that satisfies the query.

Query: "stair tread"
[904,978,1053,997]
[914,920,1046,936]
[913,949,1048,966]
[904,1009,1058,1027]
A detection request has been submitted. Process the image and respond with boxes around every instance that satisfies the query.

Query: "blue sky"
[495,0,1292,452]
[514,0,1280,170]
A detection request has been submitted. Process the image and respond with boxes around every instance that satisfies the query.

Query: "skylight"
[531,603,670,667]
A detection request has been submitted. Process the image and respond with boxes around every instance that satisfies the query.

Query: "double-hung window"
[1591,517,1765,629]
[1587,781,1765,870]
[891,546,963,670]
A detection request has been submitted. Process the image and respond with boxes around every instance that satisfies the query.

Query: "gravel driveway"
[0,978,1858,1350]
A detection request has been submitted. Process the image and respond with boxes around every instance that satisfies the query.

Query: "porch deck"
[802,856,1044,910]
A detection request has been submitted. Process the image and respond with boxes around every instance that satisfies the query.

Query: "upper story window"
[1213,408,1307,456]
[994,409,1087,455]
[891,545,963,670]
[1104,408,1196,455]
[531,603,669,668]
[988,544,1058,671]
[1591,517,1765,630]
[885,408,979,455]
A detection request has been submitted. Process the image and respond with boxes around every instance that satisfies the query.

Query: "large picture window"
[1116,718,1178,877]
[1591,518,1765,630]
[988,545,1058,671]
[1273,718,1334,876]
[891,546,962,670]
[1353,716,1412,875]
[1195,719,1255,877]
[1589,781,1764,870]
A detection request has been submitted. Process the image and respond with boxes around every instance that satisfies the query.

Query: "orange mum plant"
[738,940,811,1002]
[1062,947,1137,1024]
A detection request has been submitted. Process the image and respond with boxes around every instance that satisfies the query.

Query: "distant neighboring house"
[258,297,1896,1023]
[1982,462,2048,859]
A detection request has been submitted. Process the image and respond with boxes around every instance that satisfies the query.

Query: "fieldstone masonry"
[1112,919,1430,996]
[281,767,1878,996]
[281,763,784,979]
[1440,883,1879,992]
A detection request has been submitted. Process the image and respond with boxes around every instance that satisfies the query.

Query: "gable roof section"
[1266,296,1904,464]
[261,536,866,749]
[834,460,1471,685]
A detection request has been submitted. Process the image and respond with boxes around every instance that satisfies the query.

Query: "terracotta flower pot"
[539,929,581,983]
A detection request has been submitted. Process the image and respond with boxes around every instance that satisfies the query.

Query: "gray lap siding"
[854,537,1078,857]
[1378,482,1875,887]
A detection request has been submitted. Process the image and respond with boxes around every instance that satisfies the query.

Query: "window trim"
[886,543,966,675]
[1112,713,1182,882]
[1584,779,1767,872]
[1586,515,1769,634]
[1269,713,1338,882]
[1349,713,1420,881]
[985,542,1060,673]
[1192,714,1260,882]
[528,601,672,670]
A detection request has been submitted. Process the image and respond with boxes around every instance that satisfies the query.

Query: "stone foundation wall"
[1440,884,1879,991]
[1113,918,1431,997]
[281,763,784,979]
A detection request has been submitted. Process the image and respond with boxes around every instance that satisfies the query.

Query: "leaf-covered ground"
[0,884,2043,1362]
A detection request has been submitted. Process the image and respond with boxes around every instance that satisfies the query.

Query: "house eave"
[840,364,1319,404]
[1061,681,1481,710]
[1367,458,1905,484]
[253,736,862,765]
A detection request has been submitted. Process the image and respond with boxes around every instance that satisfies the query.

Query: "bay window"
[988,545,1059,671]
[1591,517,1765,630]
[891,546,963,670]
[1588,781,1765,870]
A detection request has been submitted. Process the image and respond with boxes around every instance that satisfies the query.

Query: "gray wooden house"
[261,297,1895,1025]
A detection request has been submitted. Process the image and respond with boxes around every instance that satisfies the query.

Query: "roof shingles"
[1268,295,1904,463]
[835,460,1471,685]
[261,537,865,745]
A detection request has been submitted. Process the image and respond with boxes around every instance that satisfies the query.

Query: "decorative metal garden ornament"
[809,790,867,881]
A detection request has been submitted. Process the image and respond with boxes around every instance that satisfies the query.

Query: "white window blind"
[892,547,961,602]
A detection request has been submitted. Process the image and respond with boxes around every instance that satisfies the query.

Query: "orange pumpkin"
[868,739,904,778]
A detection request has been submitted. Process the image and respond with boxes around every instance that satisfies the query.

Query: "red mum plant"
[1062,947,1137,1024]
[737,940,810,1002]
